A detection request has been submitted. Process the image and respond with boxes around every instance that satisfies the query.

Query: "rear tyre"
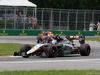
[46,45,58,57]
[80,44,91,56]
[20,44,31,58]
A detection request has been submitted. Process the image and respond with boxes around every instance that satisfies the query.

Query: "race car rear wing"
[66,36,85,39]
[66,36,85,44]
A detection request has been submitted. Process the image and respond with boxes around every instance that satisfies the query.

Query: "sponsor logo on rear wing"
[66,36,85,40]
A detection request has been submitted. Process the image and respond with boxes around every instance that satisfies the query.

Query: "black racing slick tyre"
[46,45,58,57]
[80,44,91,56]
[20,44,31,58]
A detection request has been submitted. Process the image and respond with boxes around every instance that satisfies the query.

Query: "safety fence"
[0,7,100,31]
[0,30,100,36]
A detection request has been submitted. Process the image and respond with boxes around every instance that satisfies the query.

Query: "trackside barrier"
[0,30,100,36]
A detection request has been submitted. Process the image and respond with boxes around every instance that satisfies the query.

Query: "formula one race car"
[14,32,91,58]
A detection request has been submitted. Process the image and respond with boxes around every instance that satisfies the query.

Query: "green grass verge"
[0,70,100,75]
[86,38,100,42]
[0,43,34,56]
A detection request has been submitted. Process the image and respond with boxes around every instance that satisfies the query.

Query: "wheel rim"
[21,52,25,56]
[50,46,58,57]
[22,46,31,57]
[87,46,90,55]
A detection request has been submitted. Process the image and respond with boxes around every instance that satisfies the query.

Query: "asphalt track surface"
[0,36,100,71]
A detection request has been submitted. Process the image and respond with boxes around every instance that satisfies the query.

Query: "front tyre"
[20,44,31,58]
[80,44,91,56]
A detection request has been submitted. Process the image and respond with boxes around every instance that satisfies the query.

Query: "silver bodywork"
[27,37,74,55]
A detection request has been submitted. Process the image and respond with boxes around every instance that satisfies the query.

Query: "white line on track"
[10,56,22,58]
[0,59,100,64]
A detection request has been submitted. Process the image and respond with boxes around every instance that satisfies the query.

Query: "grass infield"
[0,43,34,56]
[0,70,100,75]
[86,38,100,42]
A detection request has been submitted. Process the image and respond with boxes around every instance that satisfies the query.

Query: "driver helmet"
[48,32,53,36]
[52,40,57,44]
